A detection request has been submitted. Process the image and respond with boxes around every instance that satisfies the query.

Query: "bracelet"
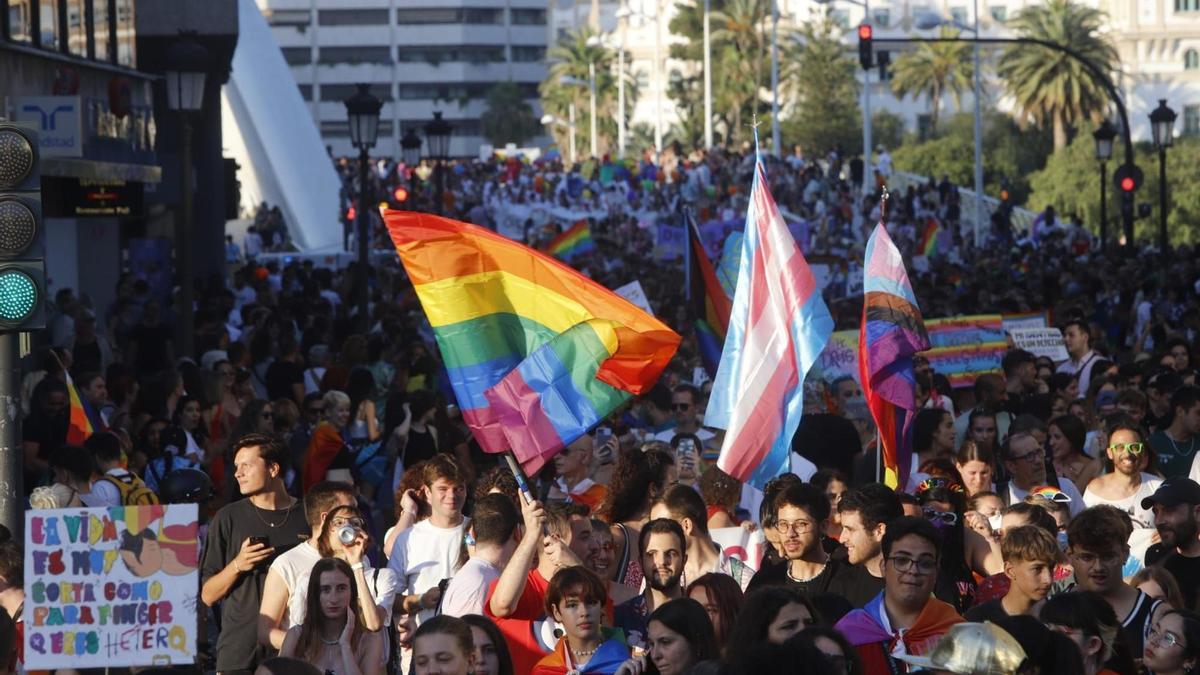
[351,562,365,571]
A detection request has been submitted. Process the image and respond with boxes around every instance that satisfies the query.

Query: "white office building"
[257,0,551,158]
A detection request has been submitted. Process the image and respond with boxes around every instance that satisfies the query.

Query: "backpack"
[100,471,160,506]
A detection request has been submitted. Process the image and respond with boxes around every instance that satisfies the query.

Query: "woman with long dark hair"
[1143,609,1200,675]
[1049,414,1100,490]
[685,573,744,654]
[461,614,514,675]
[279,557,384,675]
[1041,590,1137,675]
[723,586,820,667]
[914,477,999,612]
[596,446,676,589]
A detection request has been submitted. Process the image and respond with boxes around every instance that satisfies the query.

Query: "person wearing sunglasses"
[651,384,715,447]
[1143,609,1200,675]
[916,479,1002,614]
[1083,417,1162,532]
[834,516,964,675]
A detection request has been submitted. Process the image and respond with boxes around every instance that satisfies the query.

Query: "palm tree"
[996,0,1119,150]
[480,82,540,146]
[539,29,638,159]
[710,0,770,144]
[889,26,974,137]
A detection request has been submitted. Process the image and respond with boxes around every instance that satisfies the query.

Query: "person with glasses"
[965,525,1060,623]
[916,478,1002,613]
[652,484,753,592]
[651,384,714,446]
[998,432,1085,517]
[258,481,359,650]
[1144,609,1200,675]
[1065,505,1164,659]
[835,516,963,675]
[1084,416,1163,532]
[548,434,608,514]
[746,483,842,595]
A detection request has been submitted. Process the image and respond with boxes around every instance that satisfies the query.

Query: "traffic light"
[1113,163,1143,194]
[876,50,891,80]
[392,186,409,203]
[858,24,873,70]
[0,124,46,332]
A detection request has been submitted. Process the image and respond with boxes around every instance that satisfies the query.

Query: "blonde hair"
[1001,524,1061,564]
[321,390,350,421]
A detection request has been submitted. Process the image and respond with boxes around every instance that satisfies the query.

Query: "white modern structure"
[256,0,551,158]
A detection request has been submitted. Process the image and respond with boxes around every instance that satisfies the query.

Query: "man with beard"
[1143,478,1200,609]
[651,484,753,590]
[1065,506,1164,658]
[826,484,903,607]
[613,518,686,651]
[748,483,845,594]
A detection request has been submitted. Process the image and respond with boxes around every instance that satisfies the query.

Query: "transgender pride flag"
[705,154,834,490]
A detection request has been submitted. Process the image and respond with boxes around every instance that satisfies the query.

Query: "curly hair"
[699,467,741,513]
[597,446,675,524]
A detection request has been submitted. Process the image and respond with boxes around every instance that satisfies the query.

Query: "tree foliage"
[539,29,638,159]
[872,110,906,152]
[996,0,1119,150]
[888,27,974,136]
[780,13,861,157]
[480,82,540,147]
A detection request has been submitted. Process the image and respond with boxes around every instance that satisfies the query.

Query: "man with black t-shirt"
[201,433,308,674]
[748,483,844,594]
[1144,478,1200,610]
[264,336,305,404]
[826,484,903,607]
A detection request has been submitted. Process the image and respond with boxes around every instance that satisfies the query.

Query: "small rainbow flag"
[686,211,732,377]
[544,220,594,261]
[65,372,105,446]
[385,212,680,474]
[917,217,940,257]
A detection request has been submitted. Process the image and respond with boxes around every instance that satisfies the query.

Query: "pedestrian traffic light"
[0,123,46,332]
[876,50,891,80]
[858,24,873,70]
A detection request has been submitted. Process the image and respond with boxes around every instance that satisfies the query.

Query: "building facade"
[258,0,551,158]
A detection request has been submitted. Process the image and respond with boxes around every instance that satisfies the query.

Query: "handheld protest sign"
[25,505,200,670]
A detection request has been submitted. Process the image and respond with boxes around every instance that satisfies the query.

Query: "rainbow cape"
[859,222,930,489]
[917,217,939,257]
[386,212,680,474]
[544,220,594,261]
[685,211,732,376]
[65,372,105,446]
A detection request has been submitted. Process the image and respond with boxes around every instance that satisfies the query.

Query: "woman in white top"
[280,557,384,675]
[1083,419,1162,530]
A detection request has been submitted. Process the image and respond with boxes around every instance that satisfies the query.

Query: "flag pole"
[503,452,534,504]
[873,187,890,486]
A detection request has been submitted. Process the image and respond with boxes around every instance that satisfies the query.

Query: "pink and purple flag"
[704,154,834,489]
[858,222,930,489]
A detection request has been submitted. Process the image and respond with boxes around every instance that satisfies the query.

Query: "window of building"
[323,120,392,137]
[115,0,135,66]
[1184,105,1200,136]
[1186,48,1199,70]
[512,45,545,61]
[282,47,312,65]
[320,83,393,101]
[463,8,502,23]
[298,84,313,100]
[318,46,392,64]
[7,0,34,43]
[318,9,389,26]
[398,83,490,100]
[510,8,546,25]
[396,8,502,24]
[39,0,61,50]
[989,6,1007,22]
[66,0,87,56]
[267,9,311,27]
[396,45,505,64]
[1176,0,1200,12]
[872,9,890,27]
[950,7,968,24]
[93,0,112,61]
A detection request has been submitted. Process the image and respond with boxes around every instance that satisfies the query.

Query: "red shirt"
[485,569,554,675]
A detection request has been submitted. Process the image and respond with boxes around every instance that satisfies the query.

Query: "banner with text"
[710,527,767,570]
[812,330,863,386]
[1008,327,1069,362]
[25,505,200,670]
[922,315,1007,388]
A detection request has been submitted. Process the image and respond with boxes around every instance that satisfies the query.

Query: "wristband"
[351,562,365,571]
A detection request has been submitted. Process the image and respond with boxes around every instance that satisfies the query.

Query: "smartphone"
[594,426,614,463]
[248,535,270,548]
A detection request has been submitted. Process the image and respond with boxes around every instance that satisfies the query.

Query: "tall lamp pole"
[165,34,210,362]
[1149,99,1176,255]
[425,112,453,216]
[1092,120,1115,252]
[400,127,422,204]
[344,84,382,334]
[703,0,712,149]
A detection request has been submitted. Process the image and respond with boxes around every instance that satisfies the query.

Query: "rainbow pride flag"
[386,212,680,473]
[859,222,930,489]
[685,211,732,376]
[544,220,594,261]
[65,372,105,446]
[917,217,939,257]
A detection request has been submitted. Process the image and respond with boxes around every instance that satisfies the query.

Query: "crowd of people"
[7,144,1200,675]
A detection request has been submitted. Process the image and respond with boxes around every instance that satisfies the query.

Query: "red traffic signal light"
[393,186,409,203]
[1120,177,1135,192]
[345,206,356,221]
[1112,163,1143,193]
[857,24,874,69]
[858,24,872,40]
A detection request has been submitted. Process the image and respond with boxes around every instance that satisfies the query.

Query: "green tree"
[889,27,974,136]
[872,110,906,151]
[780,13,861,157]
[996,0,1119,150]
[539,29,638,159]
[480,82,540,146]
[709,0,771,145]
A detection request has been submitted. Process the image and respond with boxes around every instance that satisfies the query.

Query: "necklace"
[572,648,597,659]
[1167,432,1198,459]
[321,637,340,645]
[787,561,827,584]
[252,498,296,529]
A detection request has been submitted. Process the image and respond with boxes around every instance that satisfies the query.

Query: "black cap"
[1141,478,1200,510]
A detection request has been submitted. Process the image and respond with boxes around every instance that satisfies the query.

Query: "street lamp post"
[1150,99,1176,254]
[344,83,382,334]
[1092,120,1115,252]
[424,111,453,216]
[400,127,422,202]
[703,0,712,149]
[816,0,871,192]
[164,34,210,362]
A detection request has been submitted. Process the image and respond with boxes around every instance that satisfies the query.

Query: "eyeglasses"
[774,519,815,535]
[1148,626,1186,649]
[672,403,692,411]
[1070,550,1124,567]
[1108,442,1144,456]
[886,555,938,575]
[923,509,958,526]
[1029,486,1071,503]
[261,411,274,420]
[1008,449,1044,464]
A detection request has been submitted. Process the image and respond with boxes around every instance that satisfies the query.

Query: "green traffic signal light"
[0,268,38,324]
